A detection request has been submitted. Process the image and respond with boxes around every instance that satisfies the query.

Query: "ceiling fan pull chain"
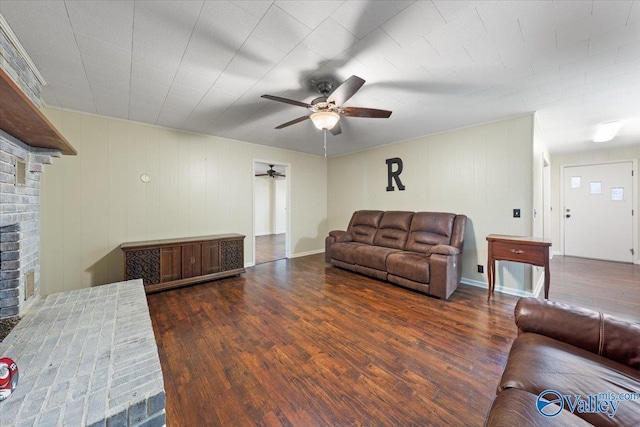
[323,129,327,158]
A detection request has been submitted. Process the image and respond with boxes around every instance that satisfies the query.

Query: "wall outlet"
[477,265,484,273]
[513,208,521,218]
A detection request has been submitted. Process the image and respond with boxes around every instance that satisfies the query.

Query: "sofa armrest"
[515,297,640,369]
[430,245,460,256]
[428,252,461,299]
[325,230,353,263]
[329,230,353,243]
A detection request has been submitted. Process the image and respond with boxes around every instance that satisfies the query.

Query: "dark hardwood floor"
[548,255,640,322]
[148,254,519,426]
[255,233,286,264]
[147,254,639,426]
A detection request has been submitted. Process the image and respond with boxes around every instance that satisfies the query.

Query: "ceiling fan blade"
[329,122,342,136]
[275,115,310,129]
[342,107,392,118]
[261,94,311,109]
[327,75,365,105]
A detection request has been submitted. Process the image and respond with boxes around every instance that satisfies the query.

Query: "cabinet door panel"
[221,239,244,271]
[160,246,182,282]
[182,244,202,279]
[125,248,160,285]
[202,242,220,275]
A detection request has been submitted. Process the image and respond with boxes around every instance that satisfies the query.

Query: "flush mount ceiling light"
[310,111,340,130]
[593,121,623,142]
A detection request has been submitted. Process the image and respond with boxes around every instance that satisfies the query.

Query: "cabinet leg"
[487,258,494,301]
[544,264,550,299]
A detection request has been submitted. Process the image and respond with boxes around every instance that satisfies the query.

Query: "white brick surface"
[1,131,60,318]
[0,28,42,108]
[0,280,165,426]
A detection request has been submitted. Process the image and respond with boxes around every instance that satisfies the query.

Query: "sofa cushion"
[386,251,430,284]
[348,210,384,244]
[406,212,455,253]
[499,333,640,427]
[485,388,592,427]
[355,245,402,271]
[331,242,367,264]
[373,211,414,249]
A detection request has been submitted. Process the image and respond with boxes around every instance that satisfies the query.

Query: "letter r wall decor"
[386,157,405,191]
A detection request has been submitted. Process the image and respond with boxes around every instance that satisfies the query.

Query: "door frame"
[252,159,291,266]
[543,158,551,244]
[560,159,638,264]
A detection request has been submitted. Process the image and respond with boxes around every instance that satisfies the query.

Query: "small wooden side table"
[486,234,552,301]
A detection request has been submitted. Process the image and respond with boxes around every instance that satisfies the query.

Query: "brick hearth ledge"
[0,279,165,426]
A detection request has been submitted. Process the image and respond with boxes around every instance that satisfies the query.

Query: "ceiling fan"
[261,75,392,136]
[255,164,286,181]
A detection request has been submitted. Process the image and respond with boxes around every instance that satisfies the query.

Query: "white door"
[564,161,634,262]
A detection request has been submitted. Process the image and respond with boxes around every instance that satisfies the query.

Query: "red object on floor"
[0,357,18,401]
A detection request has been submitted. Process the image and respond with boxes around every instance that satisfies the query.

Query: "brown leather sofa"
[485,297,640,426]
[325,210,467,299]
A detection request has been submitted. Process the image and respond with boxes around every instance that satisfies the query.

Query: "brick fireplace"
[0,132,58,318]
[0,16,63,319]
[0,17,166,427]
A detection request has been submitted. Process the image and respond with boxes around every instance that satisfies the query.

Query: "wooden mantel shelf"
[0,67,76,155]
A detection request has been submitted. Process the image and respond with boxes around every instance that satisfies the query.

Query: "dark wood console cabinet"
[121,234,245,293]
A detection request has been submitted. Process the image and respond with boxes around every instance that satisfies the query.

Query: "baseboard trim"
[290,249,324,258]
[461,277,533,299]
[247,249,323,267]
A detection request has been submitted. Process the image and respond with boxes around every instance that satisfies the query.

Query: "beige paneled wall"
[550,145,640,262]
[40,108,327,294]
[328,115,535,293]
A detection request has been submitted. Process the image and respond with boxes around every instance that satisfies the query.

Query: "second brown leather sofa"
[485,298,640,426]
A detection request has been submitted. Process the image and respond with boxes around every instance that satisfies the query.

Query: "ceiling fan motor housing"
[315,80,333,96]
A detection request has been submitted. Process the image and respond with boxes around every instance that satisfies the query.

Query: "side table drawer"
[492,242,546,265]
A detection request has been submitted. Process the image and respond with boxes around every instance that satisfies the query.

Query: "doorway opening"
[543,158,551,243]
[253,161,289,265]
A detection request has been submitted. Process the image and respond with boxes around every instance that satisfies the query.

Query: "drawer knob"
[510,249,525,254]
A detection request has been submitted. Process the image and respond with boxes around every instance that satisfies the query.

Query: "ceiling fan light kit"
[310,111,340,130]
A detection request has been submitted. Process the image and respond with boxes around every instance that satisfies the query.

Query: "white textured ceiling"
[1,0,639,156]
